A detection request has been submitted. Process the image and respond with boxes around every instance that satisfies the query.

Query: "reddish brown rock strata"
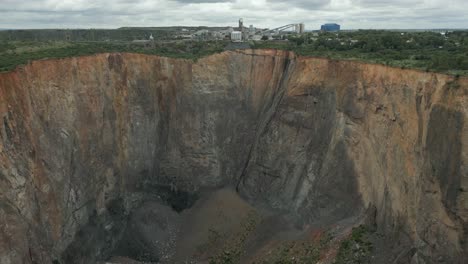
[0,50,466,263]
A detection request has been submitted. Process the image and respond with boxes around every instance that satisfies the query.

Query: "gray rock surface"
[0,50,467,263]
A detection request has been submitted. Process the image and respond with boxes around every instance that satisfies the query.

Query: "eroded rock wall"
[282,58,467,262]
[0,50,466,263]
[0,50,295,263]
[0,54,191,263]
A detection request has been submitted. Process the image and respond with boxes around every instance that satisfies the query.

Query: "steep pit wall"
[239,55,468,263]
[0,50,295,263]
[0,50,467,263]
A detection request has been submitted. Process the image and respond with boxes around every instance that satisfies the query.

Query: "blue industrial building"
[321,23,340,32]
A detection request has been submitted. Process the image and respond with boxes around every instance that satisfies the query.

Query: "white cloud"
[0,0,466,29]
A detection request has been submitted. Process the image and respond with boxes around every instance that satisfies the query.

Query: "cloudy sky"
[0,0,466,30]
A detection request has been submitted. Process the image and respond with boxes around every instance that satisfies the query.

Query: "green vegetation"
[208,211,261,264]
[0,28,176,42]
[204,214,336,264]
[254,231,334,264]
[263,243,320,264]
[1,30,467,75]
[259,241,321,264]
[253,30,468,75]
[0,40,226,72]
[334,225,374,264]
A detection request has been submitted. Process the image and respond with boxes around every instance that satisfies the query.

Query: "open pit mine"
[0,50,467,264]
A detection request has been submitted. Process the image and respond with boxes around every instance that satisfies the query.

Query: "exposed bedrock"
[0,50,467,263]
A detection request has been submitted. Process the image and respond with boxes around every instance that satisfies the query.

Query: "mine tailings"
[0,49,467,264]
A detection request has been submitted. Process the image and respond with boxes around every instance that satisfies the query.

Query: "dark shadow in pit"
[113,201,179,263]
[426,105,463,212]
[60,185,199,264]
[60,198,127,264]
[140,183,199,213]
[108,184,201,263]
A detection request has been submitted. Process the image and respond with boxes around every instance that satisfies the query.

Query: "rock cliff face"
[0,50,467,263]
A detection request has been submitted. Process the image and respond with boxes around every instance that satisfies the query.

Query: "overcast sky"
[0,0,466,30]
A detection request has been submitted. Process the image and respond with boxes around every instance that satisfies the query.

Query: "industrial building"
[295,23,305,34]
[256,23,305,38]
[231,31,242,42]
[227,18,307,42]
[321,23,340,32]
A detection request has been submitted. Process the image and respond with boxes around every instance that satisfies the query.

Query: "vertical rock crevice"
[0,50,466,263]
[236,53,296,192]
